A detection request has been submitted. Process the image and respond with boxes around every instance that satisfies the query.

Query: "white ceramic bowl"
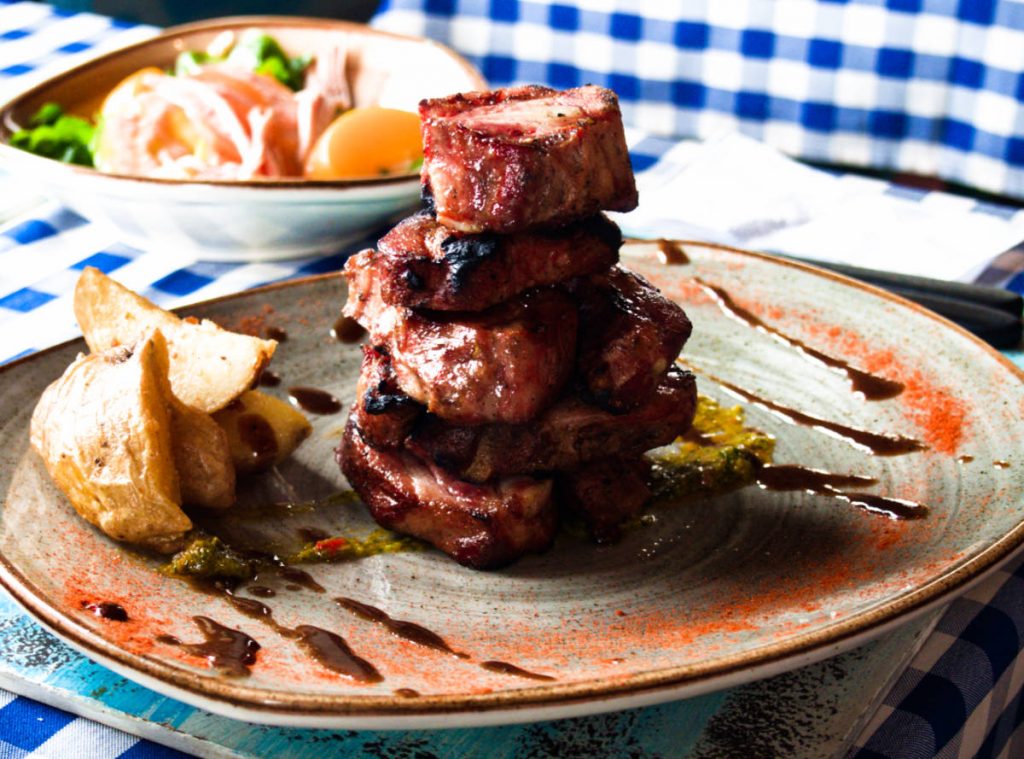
[0,16,486,261]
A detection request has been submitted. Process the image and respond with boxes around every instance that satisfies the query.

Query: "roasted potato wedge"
[30,331,191,553]
[213,390,312,474]
[74,267,276,413]
[170,400,236,509]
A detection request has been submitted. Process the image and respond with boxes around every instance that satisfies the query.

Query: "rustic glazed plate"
[1,240,1023,729]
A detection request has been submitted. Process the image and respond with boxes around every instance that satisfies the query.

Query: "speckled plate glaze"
[1,240,1023,729]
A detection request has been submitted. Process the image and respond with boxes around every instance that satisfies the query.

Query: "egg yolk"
[304,107,422,180]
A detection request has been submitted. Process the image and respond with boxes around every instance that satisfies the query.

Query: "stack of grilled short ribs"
[337,85,698,569]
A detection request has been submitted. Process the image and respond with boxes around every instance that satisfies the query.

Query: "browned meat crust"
[351,345,422,449]
[338,419,556,569]
[344,251,578,425]
[557,457,652,544]
[409,368,698,482]
[573,266,693,412]
[377,212,621,311]
[420,85,638,233]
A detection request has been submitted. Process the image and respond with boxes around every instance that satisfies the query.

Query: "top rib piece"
[419,85,638,233]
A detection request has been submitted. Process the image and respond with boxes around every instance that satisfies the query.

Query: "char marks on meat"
[409,369,698,483]
[344,250,578,424]
[351,345,422,449]
[573,266,693,412]
[419,85,638,233]
[377,213,621,311]
[558,458,652,544]
[339,420,556,569]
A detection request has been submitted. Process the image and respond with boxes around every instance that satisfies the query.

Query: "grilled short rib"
[420,85,638,233]
[345,251,578,424]
[377,212,620,311]
[409,368,698,483]
[573,266,693,412]
[339,420,556,569]
[351,345,422,449]
[557,457,652,544]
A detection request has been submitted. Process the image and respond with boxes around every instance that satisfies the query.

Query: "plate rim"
[2,243,1023,723]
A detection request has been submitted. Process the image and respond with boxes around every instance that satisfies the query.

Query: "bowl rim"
[0,14,487,190]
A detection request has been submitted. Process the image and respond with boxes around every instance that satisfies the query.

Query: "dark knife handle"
[885,287,1023,348]
[784,256,1023,317]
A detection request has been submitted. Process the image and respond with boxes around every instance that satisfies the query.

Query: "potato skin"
[74,267,276,413]
[170,400,236,509]
[213,390,312,473]
[30,331,192,553]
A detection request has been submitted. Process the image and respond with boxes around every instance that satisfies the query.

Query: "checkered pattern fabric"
[373,0,1024,201]
[2,1,1024,757]
[850,553,1024,759]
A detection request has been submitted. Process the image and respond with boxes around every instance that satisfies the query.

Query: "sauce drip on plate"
[693,278,904,401]
[480,660,556,682]
[162,616,260,678]
[756,464,928,520]
[690,367,925,456]
[331,315,366,343]
[336,597,465,657]
[288,386,342,415]
[82,601,129,622]
[656,239,689,265]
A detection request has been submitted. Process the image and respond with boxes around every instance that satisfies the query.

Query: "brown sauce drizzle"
[293,625,383,683]
[692,367,925,456]
[332,315,366,343]
[265,326,288,342]
[81,601,128,622]
[693,278,904,401]
[336,597,465,657]
[756,465,877,492]
[237,414,278,467]
[279,566,326,593]
[247,585,276,598]
[958,455,975,464]
[162,616,260,678]
[395,688,420,698]
[217,590,382,682]
[756,464,927,520]
[288,386,342,415]
[298,527,331,543]
[258,369,282,388]
[480,660,556,682]
[995,460,1011,469]
[656,239,689,265]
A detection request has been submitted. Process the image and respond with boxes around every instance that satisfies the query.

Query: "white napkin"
[616,132,1024,282]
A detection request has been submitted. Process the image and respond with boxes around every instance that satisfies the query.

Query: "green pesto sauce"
[288,529,422,564]
[648,394,775,501]
[162,535,255,580]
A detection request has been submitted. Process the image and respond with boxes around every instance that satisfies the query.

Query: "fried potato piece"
[213,390,312,474]
[30,331,191,553]
[170,400,236,509]
[74,267,276,413]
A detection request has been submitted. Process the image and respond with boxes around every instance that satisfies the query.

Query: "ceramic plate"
[2,241,1023,729]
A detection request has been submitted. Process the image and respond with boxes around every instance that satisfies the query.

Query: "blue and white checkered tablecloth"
[2,1,1024,757]
[375,0,1024,202]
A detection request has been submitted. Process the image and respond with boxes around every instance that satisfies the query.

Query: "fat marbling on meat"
[419,85,638,233]
[338,419,557,569]
[376,212,620,312]
[344,249,578,425]
[409,368,698,483]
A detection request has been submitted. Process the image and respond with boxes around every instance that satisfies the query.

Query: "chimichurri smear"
[648,395,775,500]
[163,535,255,580]
[289,529,421,564]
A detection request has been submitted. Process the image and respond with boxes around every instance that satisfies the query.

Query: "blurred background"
[51,0,380,25]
